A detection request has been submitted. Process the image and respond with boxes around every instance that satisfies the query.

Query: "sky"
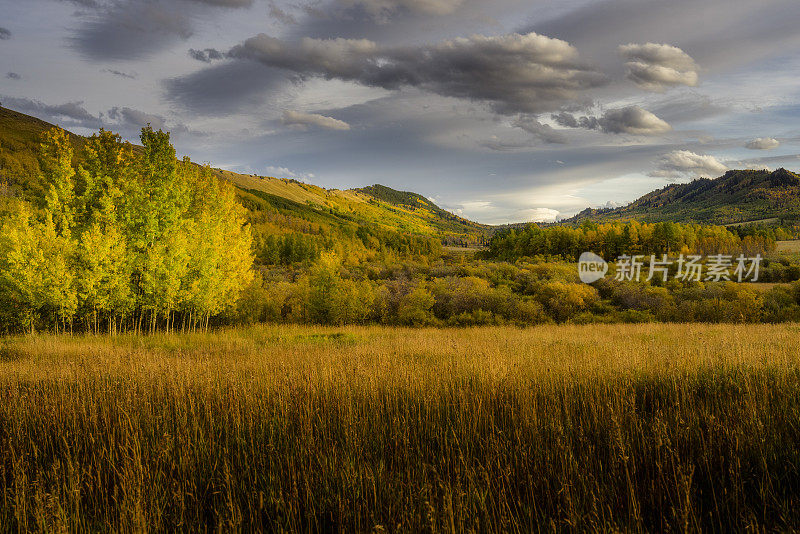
[2,0,800,224]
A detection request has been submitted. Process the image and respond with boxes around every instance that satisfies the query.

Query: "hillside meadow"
[2,323,800,532]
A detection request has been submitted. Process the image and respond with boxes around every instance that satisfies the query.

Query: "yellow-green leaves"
[0,127,256,333]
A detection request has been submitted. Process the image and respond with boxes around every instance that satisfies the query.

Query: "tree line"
[235,252,800,327]
[481,220,777,262]
[0,127,253,334]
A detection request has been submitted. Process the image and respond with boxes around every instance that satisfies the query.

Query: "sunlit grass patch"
[2,323,800,531]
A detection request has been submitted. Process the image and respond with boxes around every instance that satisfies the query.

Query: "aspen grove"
[0,127,254,334]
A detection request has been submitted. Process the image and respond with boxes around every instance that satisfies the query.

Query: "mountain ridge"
[563,168,800,226]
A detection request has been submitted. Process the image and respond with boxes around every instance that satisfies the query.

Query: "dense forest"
[481,220,783,262]
[0,128,252,333]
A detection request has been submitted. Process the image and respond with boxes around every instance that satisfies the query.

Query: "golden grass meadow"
[2,323,800,532]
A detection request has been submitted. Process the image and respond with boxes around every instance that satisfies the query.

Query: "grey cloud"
[108,106,168,130]
[105,106,196,137]
[650,149,727,179]
[59,0,104,7]
[227,32,607,114]
[511,116,568,144]
[0,27,11,40]
[61,0,251,8]
[282,110,351,130]
[647,92,727,124]
[269,1,298,24]
[619,43,699,91]
[0,96,101,127]
[551,111,579,128]
[103,68,136,79]
[530,0,800,77]
[191,0,253,6]
[189,48,225,62]
[745,137,780,150]
[7,72,21,80]
[552,105,671,135]
[69,2,193,61]
[479,138,535,151]
[67,0,253,62]
[164,60,290,116]
[338,0,464,18]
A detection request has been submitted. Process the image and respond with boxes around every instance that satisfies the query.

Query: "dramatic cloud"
[226,32,607,114]
[282,110,351,130]
[0,27,11,40]
[69,2,193,60]
[67,0,253,61]
[511,116,568,144]
[7,72,21,80]
[745,137,780,150]
[552,106,671,135]
[650,150,728,179]
[339,0,464,17]
[619,43,699,91]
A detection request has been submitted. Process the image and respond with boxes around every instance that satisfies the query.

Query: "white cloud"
[281,110,351,131]
[619,43,699,91]
[265,165,316,182]
[552,105,671,135]
[745,137,780,150]
[650,149,728,179]
[517,207,560,223]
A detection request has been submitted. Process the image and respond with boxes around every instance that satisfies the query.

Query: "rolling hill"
[0,106,488,248]
[7,104,799,248]
[565,169,800,225]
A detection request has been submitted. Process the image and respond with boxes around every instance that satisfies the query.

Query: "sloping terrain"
[215,171,487,243]
[566,169,800,225]
[0,106,488,246]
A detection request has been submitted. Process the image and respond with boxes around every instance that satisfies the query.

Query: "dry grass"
[2,323,800,532]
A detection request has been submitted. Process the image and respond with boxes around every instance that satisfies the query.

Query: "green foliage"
[483,220,775,262]
[396,284,436,326]
[0,127,254,333]
[305,252,375,326]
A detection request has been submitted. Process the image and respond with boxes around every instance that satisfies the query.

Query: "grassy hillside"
[0,106,487,248]
[217,171,487,245]
[0,107,86,199]
[567,169,800,225]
